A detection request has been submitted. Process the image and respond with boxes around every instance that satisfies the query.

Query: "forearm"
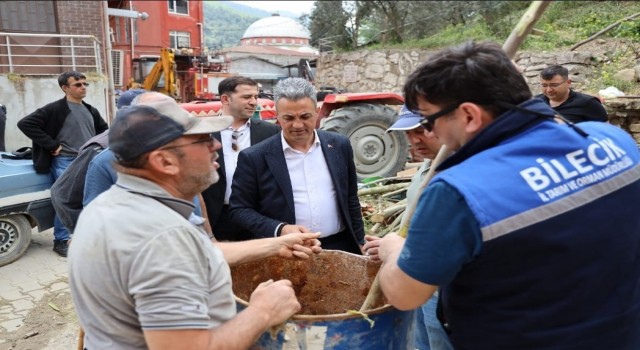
[346,144,365,244]
[379,256,436,310]
[207,305,273,349]
[214,239,278,266]
[378,235,437,310]
[348,200,365,245]
[144,306,272,350]
[18,116,58,149]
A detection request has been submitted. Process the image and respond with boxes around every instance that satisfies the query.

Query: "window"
[169,31,190,49]
[0,1,56,32]
[168,0,188,15]
[124,17,139,45]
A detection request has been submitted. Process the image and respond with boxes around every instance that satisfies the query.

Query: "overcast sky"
[230,1,315,16]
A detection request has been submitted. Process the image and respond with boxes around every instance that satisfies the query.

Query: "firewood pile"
[358,163,421,237]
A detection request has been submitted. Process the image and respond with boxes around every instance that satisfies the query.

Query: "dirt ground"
[0,288,78,350]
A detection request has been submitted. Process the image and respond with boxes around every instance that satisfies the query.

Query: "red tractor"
[181,92,408,180]
[316,92,407,179]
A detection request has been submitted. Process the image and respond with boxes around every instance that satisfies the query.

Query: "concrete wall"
[1,76,109,151]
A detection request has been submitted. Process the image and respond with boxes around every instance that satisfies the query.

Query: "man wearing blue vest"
[377,41,640,350]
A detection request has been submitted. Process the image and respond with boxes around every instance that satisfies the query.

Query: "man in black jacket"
[535,65,608,123]
[0,103,5,152]
[18,71,108,257]
[200,76,279,241]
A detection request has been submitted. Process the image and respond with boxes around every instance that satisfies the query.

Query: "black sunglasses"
[69,82,89,88]
[418,102,461,132]
[231,130,243,151]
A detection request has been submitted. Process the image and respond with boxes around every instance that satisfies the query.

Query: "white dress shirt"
[221,120,251,204]
[281,131,344,238]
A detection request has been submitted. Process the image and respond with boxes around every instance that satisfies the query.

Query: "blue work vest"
[433,116,640,349]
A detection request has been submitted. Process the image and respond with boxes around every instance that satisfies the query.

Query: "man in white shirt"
[201,76,280,241]
[229,78,364,255]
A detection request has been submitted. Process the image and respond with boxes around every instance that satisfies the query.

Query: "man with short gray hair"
[229,77,364,254]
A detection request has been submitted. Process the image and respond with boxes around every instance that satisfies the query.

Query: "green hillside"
[202,1,302,50]
[202,1,260,49]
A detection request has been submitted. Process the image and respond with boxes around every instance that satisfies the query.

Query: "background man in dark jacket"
[0,103,5,152]
[200,76,279,241]
[535,64,608,123]
[18,71,108,257]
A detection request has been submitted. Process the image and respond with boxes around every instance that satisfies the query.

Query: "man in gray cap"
[363,105,449,350]
[69,99,320,349]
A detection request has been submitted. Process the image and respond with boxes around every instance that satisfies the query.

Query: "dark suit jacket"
[228,130,365,252]
[201,119,280,237]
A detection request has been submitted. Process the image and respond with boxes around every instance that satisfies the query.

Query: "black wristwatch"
[276,223,286,236]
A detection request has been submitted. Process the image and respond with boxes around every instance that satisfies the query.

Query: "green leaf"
[48,302,60,312]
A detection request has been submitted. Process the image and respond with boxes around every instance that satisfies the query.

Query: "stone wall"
[316,48,639,140]
[604,97,640,143]
[316,48,601,97]
[317,49,433,94]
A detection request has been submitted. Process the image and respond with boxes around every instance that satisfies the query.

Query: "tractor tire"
[0,215,32,267]
[321,103,409,180]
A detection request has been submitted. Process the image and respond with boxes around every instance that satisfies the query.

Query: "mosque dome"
[241,14,311,47]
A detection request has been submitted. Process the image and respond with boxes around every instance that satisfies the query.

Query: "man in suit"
[229,77,364,255]
[201,76,280,241]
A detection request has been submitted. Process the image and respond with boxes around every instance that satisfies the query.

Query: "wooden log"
[357,183,409,196]
[370,213,385,223]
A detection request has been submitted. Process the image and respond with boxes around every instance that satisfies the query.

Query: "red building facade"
[108,0,204,89]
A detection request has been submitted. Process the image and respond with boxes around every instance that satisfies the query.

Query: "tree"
[344,1,374,48]
[309,1,352,51]
[369,1,412,44]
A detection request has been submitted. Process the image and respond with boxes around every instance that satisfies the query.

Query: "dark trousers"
[319,230,362,255]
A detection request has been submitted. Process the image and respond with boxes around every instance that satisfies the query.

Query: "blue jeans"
[50,155,75,241]
[415,305,430,349]
[423,293,454,350]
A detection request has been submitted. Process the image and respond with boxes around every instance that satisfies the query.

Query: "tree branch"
[570,12,640,51]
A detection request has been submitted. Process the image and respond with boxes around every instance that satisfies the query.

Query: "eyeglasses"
[540,80,567,89]
[418,102,461,132]
[231,130,243,151]
[69,82,89,88]
[160,134,216,151]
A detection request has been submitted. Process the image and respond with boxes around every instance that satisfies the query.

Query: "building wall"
[229,57,289,90]
[111,0,204,88]
[55,1,107,75]
[0,0,110,150]
[56,1,105,39]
